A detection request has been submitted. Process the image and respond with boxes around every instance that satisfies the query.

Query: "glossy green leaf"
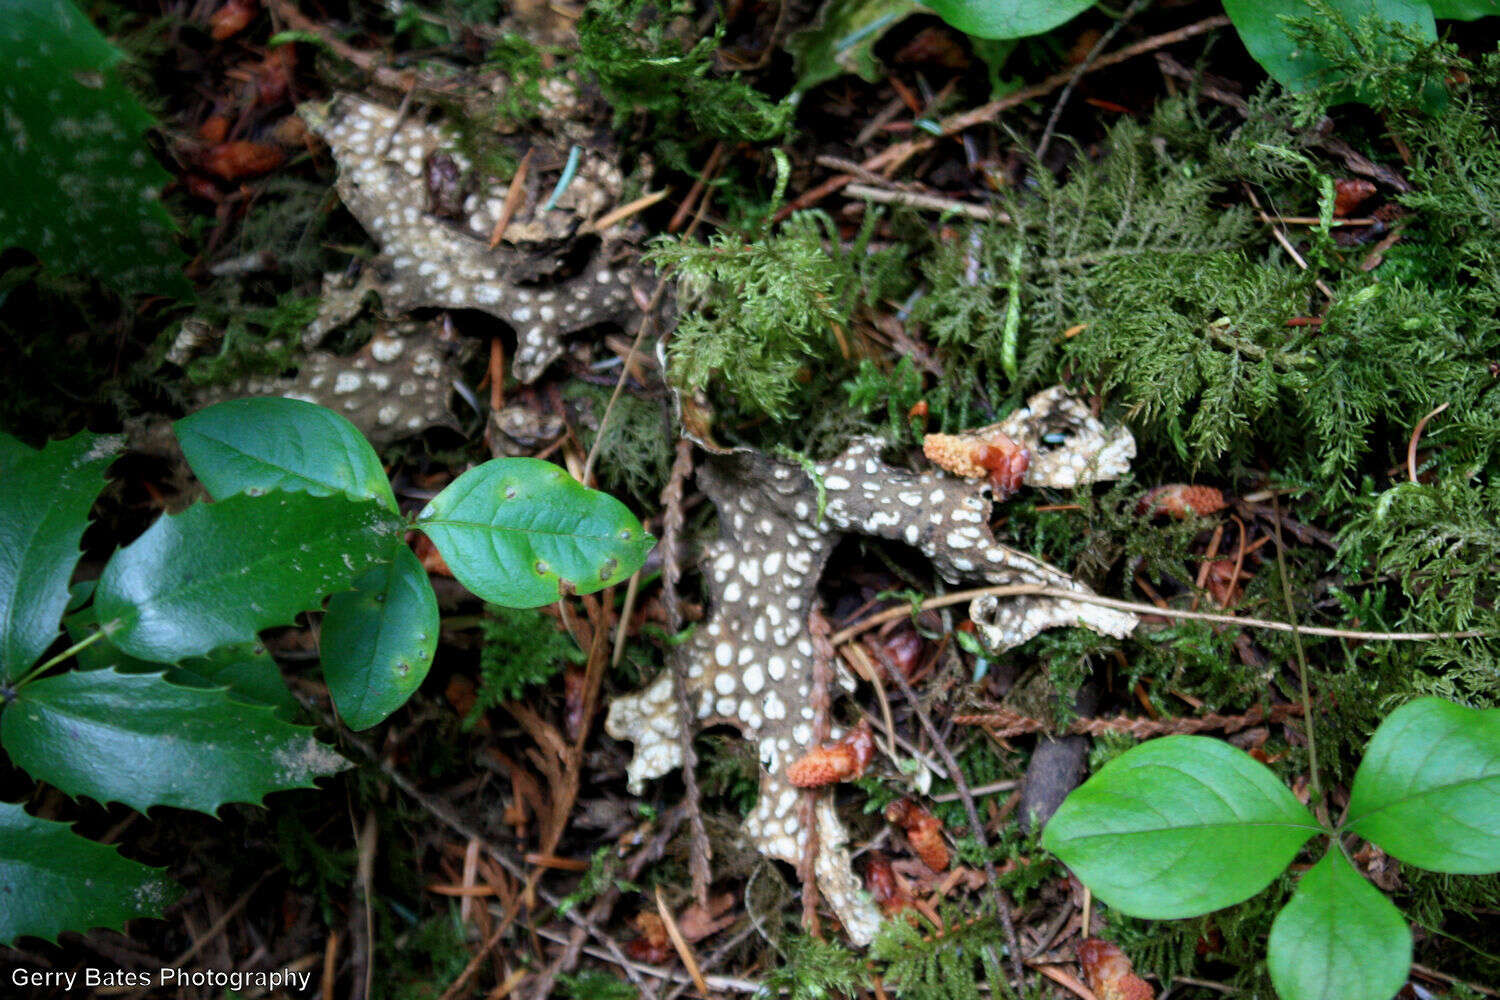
[0,800,179,945]
[1267,848,1411,1000]
[1041,736,1319,918]
[65,585,295,714]
[0,431,120,682]
[786,0,921,91]
[1428,0,1500,16]
[1346,697,1500,873]
[417,458,654,608]
[923,0,1096,40]
[1,668,348,814]
[1221,0,1435,93]
[0,431,28,474]
[95,491,403,662]
[176,397,397,512]
[0,0,190,296]
[322,544,438,730]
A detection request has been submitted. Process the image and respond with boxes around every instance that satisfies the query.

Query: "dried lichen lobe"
[299,93,641,381]
[606,388,1137,943]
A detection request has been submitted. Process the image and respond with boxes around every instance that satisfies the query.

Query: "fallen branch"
[830,582,1488,648]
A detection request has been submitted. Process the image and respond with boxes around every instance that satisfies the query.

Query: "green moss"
[467,605,585,726]
[577,0,792,167]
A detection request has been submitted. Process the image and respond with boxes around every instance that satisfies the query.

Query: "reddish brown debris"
[201,140,284,180]
[885,798,950,872]
[785,719,876,787]
[1077,937,1155,1000]
[625,912,673,965]
[1333,178,1377,217]
[209,0,257,40]
[1136,484,1227,519]
[862,851,915,916]
[923,429,1031,498]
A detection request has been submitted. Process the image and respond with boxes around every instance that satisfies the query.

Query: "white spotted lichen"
[606,388,1136,943]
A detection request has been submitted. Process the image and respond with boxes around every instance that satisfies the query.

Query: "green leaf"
[0,800,179,945]
[0,431,120,682]
[0,0,190,296]
[786,0,921,91]
[1267,848,1411,1000]
[65,585,296,714]
[0,431,28,474]
[1,668,349,814]
[1346,697,1500,873]
[1221,0,1436,93]
[1427,0,1499,16]
[322,545,438,730]
[417,458,654,608]
[922,0,1096,40]
[95,491,403,662]
[1041,735,1319,918]
[175,397,398,513]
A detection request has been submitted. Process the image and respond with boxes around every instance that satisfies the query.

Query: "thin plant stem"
[1272,500,1323,816]
[8,628,108,693]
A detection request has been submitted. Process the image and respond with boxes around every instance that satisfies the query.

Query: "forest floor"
[2,1,1500,999]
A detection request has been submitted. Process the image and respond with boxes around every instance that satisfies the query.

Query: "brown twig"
[1034,0,1149,163]
[828,582,1487,647]
[656,439,713,909]
[266,0,419,92]
[670,143,726,233]
[1407,401,1450,483]
[954,701,1302,737]
[582,278,669,485]
[489,147,533,249]
[843,184,1006,221]
[868,643,1025,984]
[938,16,1232,136]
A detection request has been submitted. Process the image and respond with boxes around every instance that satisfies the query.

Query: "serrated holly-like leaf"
[65,585,295,714]
[0,431,120,682]
[175,397,397,512]
[785,0,921,91]
[1221,0,1436,93]
[1346,697,1500,873]
[416,458,654,608]
[0,431,28,474]
[0,0,190,296]
[1,668,349,814]
[924,0,1096,40]
[322,544,438,730]
[1041,735,1319,918]
[0,800,180,945]
[95,491,403,662]
[1267,848,1411,1000]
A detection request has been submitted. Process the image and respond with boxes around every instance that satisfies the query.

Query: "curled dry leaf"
[201,140,284,181]
[1077,937,1155,1000]
[786,719,875,787]
[209,0,257,40]
[885,798,949,872]
[1136,484,1227,518]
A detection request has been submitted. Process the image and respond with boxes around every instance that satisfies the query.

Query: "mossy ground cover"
[2,2,1499,998]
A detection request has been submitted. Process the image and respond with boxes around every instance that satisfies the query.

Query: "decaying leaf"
[298,93,642,382]
[1077,937,1155,1000]
[1136,484,1228,519]
[606,387,1136,942]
